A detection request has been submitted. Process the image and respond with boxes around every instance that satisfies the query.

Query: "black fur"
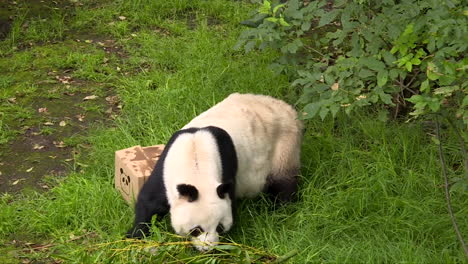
[177,184,198,202]
[265,169,299,203]
[126,126,238,239]
[204,126,238,219]
[126,127,197,238]
[216,183,232,199]
[204,126,237,201]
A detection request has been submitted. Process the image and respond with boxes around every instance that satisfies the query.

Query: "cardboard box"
[115,145,164,204]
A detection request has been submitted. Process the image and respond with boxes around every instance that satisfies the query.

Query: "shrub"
[235,0,467,125]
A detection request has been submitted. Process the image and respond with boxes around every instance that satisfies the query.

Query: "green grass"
[0,0,467,263]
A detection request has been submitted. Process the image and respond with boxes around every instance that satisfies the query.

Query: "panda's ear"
[216,183,232,199]
[177,184,198,202]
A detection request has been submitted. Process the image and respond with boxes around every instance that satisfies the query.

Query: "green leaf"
[272,3,286,15]
[259,0,272,14]
[396,58,406,67]
[318,10,339,27]
[324,73,334,84]
[434,85,459,95]
[402,23,414,37]
[377,70,388,87]
[382,50,396,66]
[407,95,424,104]
[359,57,385,71]
[287,6,303,19]
[303,102,321,118]
[330,104,340,117]
[301,21,311,31]
[428,100,441,112]
[427,70,439,80]
[379,92,393,105]
[285,40,302,53]
[340,7,351,29]
[369,93,379,103]
[431,136,440,145]
[233,39,245,51]
[416,48,426,57]
[399,45,409,56]
[438,75,455,86]
[427,62,439,80]
[244,40,256,53]
[410,58,421,65]
[319,107,330,120]
[358,69,374,78]
[279,17,290,27]
[420,79,429,92]
[462,95,468,107]
[428,38,436,52]
[265,17,278,23]
[389,69,400,79]
[405,61,412,72]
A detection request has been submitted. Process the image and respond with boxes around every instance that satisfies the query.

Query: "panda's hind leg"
[265,131,301,203]
[265,169,299,203]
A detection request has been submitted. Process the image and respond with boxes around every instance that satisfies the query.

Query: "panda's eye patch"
[216,224,225,234]
[189,226,204,237]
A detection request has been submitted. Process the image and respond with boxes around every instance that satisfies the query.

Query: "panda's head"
[170,182,233,251]
[163,128,237,251]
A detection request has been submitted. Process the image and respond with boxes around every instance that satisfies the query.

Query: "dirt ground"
[0,87,120,193]
[0,0,124,193]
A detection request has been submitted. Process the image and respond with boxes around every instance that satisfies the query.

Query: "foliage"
[235,0,467,125]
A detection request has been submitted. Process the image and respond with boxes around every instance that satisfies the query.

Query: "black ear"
[177,184,198,202]
[217,183,232,199]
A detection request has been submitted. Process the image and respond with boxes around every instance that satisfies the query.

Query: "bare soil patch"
[0,82,120,193]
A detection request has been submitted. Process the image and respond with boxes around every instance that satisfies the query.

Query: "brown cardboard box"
[115,145,164,204]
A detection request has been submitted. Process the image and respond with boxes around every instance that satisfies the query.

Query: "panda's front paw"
[126,224,149,239]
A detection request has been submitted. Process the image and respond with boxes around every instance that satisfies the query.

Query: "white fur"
[183,93,302,197]
[164,93,302,251]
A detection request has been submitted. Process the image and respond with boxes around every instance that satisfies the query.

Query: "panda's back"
[183,93,302,198]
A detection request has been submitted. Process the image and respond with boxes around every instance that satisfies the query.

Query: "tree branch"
[435,115,468,257]
[405,70,420,88]
[445,116,468,178]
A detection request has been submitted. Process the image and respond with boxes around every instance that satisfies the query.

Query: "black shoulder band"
[203,126,238,200]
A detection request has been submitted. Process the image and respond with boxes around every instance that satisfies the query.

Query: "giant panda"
[127,93,303,251]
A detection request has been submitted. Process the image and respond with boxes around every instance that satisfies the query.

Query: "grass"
[0,0,467,263]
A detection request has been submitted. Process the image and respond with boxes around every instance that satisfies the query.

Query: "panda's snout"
[191,232,219,252]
